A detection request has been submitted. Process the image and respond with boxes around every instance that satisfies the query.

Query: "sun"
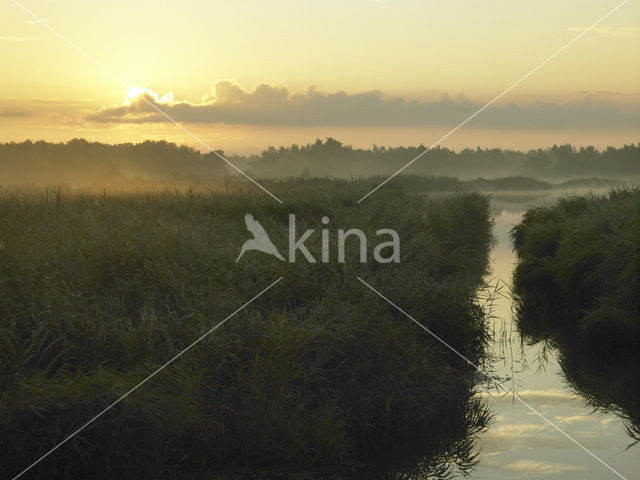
[127,86,145,100]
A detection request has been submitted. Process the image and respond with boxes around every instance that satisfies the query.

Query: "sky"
[1,0,639,154]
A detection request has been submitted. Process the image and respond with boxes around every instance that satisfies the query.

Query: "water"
[473,189,640,480]
[197,188,638,479]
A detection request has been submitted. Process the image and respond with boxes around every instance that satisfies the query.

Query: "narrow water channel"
[474,189,639,480]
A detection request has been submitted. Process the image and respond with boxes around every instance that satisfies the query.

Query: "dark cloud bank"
[87,82,640,129]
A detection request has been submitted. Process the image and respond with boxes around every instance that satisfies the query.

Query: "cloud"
[477,388,583,407]
[86,82,640,129]
[566,26,640,38]
[600,418,618,427]
[0,98,96,123]
[553,415,595,425]
[479,417,606,453]
[0,107,30,118]
[481,459,587,475]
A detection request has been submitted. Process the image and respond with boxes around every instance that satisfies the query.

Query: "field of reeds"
[0,180,494,479]
[511,187,639,358]
[510,187,639,444]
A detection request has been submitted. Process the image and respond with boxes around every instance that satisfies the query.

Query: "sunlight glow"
[127,86,145,100]
[124,86,175,105]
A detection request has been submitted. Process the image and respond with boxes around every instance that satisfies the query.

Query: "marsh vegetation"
[510,188,640,445]
[1,138,638,478]
[0,180,494,478]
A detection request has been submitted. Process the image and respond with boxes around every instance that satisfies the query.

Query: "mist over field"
[2,0,639,478]
[0,136,638,478]
[1,138,638,189]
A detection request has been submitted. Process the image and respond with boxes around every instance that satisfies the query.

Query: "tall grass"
[0,180,493,478]
[511,187,639,354]
[510,187,639,444]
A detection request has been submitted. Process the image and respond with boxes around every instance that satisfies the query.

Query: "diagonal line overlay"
[9,0,284,204]
[357,276,628,480]
[357,0,630,203]
[12,276,284,480]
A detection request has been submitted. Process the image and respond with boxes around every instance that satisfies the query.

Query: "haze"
[1,0,639,154]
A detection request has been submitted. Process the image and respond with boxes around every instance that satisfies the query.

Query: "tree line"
[246,138,640,179]
[1,137,638,186]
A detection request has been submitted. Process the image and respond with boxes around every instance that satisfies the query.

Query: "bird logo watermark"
[236,214,285,262]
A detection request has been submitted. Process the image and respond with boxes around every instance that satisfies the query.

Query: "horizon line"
[1,136,638,156]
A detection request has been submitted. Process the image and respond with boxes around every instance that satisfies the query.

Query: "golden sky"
[1,0,639,153]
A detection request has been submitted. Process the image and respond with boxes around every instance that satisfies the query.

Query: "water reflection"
[558,338,640,447]
[475,188,639,480]
[224,189,638,479]
[510,187,639,448]
[358,188,639,480]
[515,296,640,448]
